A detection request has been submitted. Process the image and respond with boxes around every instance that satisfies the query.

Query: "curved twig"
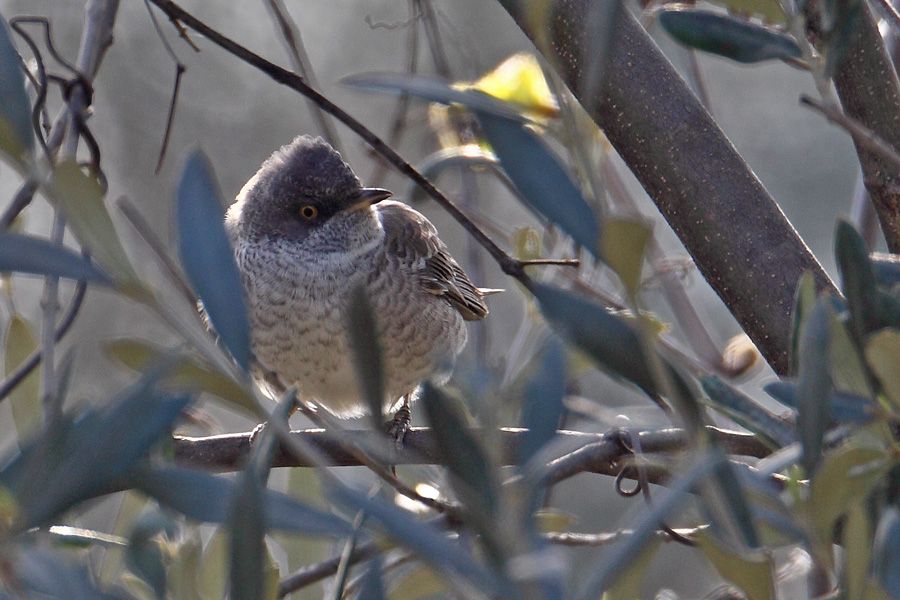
[0,281,88,404]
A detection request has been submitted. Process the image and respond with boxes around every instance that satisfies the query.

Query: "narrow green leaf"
[4,315,41,442]
[197,528,228,600]
[0,233,110,283]
[695,530,775,600]
[0,374,191,530]
[791,271,817,375]
[602,539,661,600]
[0,11,33,166]
[168,531,203,600]
[104,338,258,417]
[329,484,506,596]
[864,330,900,411]
[532,282,656,393]
[356,555,387,600]
[764,380,877,424]
[843,502,872,600]
[520,335,566,465]
[342,72,526,121]
[796,296,832,475]
[389,563,446,600]
[133,466,353,537]
[9,546,122,599]
[600,218,652,299]
[126,510,175,600]
[701,376,795,449]
[177,150,251,371]
[658,7,802,63]
[829,309,874,398]
[476,110,600,254]
[872,508,900,598]
[229,392,293,600]
[47,161,139,285]
[346,284,385,429]
[810,446,890,544]
[420,383,496,516]
[342,73,601,255]
[836,220,880,341]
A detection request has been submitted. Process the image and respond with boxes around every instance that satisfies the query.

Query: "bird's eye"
[299,205,318,220]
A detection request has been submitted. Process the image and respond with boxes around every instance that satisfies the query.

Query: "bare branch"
[800,94,900,170]
[828,2,900,252]
[173,426,771,472]
[498,1,839,375]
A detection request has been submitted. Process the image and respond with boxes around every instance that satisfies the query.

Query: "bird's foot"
[384,404,411,450]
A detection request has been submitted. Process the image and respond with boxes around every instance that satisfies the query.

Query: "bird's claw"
[384,404,411,450]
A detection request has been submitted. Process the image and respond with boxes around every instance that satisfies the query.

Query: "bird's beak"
[347,187,392,212]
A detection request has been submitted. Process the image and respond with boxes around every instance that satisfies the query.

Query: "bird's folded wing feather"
[378,201,489,321]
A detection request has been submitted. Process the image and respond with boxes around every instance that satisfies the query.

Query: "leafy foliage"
[0,3,897,600]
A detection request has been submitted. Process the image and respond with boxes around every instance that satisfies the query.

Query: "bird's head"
[228,135,391,245]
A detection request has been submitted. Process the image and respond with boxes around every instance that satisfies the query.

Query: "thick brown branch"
[498,2,839,375]
[831,2,900,252]
[172,426,771,472]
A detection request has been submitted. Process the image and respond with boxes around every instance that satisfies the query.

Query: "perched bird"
[225,135,491,428]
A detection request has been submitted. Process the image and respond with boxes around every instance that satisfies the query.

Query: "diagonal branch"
[497,1,839,375]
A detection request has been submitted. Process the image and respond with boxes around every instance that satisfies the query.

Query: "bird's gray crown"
[230,135,377,244]
[257,135,361,202]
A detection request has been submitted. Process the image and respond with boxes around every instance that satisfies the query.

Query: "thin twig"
[143,0,554,283]
[263,0,343,152]
[143,0,186,173]
[116,197,197,308]
[0,181,39,230]
[873,0,900,29]
[369,0,420,185]
[800,94,900,170]
[0,281,87,404]
[37,0,119,426]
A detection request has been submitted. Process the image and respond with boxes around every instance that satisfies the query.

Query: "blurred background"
[0,1,865,597]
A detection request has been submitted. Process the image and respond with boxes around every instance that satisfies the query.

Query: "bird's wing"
[378,201,489,321]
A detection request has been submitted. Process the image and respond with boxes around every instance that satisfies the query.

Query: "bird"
[225,135,493,433]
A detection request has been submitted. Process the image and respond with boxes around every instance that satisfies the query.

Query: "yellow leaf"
[104,338,258,417]
[809,446,890,544]
[390,563,447,600]
[601,218,653,299]
[602,539,661,600]
[46,161,140,287]
[534,508,577,533]
[4,315,41,443]
[865,330,900,411]
[696,531,775,600]
[468,53,559,118]
[706,0,788,25]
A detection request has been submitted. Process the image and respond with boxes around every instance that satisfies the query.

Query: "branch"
[497,1,839,375]
[829,2,900,252]
[172,426,771,473]
[800,94,900,169]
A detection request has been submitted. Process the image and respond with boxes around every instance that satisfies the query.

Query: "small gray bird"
[225,135,491,424]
